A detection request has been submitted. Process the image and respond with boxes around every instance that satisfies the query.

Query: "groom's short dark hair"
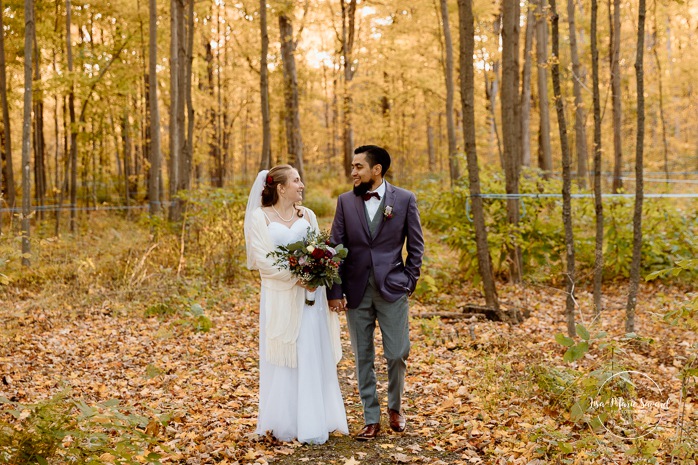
[354,145,391,176]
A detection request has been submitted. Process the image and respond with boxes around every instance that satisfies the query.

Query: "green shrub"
[176,188,247,282]
[302,190,336,218]
[420,168,698,282]
[0,393,169,464]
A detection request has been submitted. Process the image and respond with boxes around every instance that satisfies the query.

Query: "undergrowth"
[0,392,170,464]
[420,167,698,284]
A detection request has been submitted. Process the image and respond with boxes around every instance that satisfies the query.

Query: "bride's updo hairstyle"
[261,164,303,217]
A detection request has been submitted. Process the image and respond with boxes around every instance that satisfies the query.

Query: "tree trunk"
[457,0,501,316]
[279,13,304,180]
[567,0,588,188]
[55,96,70,236]
[66,0,78,233]
[485,15,503,169]
[501,0,523,283]
[321,55,333,170]
[182,0,194,193]
[0,0,16,213]
[611,0,623,193]
[331,65,339,169]
[215,4,225,186]
[205,42,221,187]
[426,105,436,169]
[341,0,357,178]
[535,0,552,177]
[439,0,460,185]
[221,28,230,183]
[122,112,132,207]
[520,6,535,168]
[32,29,46,220]
[550,0,576,337]
[168,0,181,221]
[666,16,678,141]
[21,0,34,266]
[591,0,604,316]
[168,0,192,220]
[259,0,272,171]
[626,0,646,334]
[651,13,669,181]
[148,0,161,214]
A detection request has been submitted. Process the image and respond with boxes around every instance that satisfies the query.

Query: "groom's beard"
[353,181,373,197]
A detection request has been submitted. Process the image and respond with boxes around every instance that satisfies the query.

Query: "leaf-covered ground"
[1,221,696,464]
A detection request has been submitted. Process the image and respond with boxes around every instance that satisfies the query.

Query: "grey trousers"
[346,277,410,425]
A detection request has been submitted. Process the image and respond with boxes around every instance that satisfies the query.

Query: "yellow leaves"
[145,418,161,436]
[441,394,456,410]
[242,448,261,461]
[391,452,411,463]
[3,241,696,465]
[99,452,116,463]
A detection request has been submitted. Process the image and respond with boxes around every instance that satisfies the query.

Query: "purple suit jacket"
[327,181,425,309]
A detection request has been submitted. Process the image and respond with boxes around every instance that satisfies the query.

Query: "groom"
[328,145,424,440]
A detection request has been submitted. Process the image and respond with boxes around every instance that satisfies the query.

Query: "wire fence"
[464,192,698,221]
[0,202,174,214]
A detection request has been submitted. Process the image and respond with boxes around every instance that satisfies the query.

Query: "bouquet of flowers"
[267,228,348,305]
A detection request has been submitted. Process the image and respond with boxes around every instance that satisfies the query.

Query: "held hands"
[328,298,347,314]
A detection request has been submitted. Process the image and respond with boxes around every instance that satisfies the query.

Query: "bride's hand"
[299,282,317,293]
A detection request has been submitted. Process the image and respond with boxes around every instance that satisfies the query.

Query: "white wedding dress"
[255,218,348,444]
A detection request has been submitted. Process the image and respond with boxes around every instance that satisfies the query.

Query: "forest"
[0,0,697,463]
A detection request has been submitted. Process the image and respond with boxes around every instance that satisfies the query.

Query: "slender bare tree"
[591,0,604,316]
[626,0,646,333]
[651,8,669,181]
[611,0,623,192]
[457,0,501,316]
[567,0,588,187]
[535,0,552,177]
[66,0,78,233]
[439,0,460,185]
[501,0,523,283]
[550,0,576,337]
[259,0,272,170]
[168,0,181,221]
[205,41,221,186]
[340,0,357,178]
[520,5,535,168]
[0,0,16,213]
[182,0,194,193]
[279,10,305,180]
[21,0,35,266]
[32,26,46,218]
[148,0,161,214]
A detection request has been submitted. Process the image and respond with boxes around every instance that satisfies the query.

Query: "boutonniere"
[383,205,394,220]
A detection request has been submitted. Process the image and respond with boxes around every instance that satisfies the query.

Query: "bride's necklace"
[272,204,295,222]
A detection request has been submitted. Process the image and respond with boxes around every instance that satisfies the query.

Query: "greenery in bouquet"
[267,228,348,288]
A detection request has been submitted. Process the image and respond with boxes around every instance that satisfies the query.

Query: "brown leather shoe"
[388,409,406,432]
[355,423,380,441]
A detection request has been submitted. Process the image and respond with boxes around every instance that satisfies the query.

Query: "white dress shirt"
[365,181,386,221]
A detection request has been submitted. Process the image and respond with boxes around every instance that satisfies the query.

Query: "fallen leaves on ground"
[1,252,696,464]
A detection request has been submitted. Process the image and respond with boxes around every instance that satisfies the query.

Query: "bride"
[244,165,348,444]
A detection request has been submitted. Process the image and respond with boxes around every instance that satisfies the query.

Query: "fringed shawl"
[246,207,342,367]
